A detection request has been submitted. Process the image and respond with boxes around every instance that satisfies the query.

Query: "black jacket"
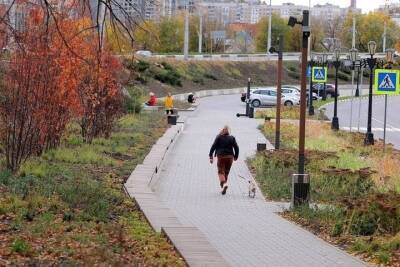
[209,134,239,159]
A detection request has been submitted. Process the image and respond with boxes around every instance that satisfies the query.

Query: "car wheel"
[284,100,293,106]
[252,100,261,107]
[326,93,333,99]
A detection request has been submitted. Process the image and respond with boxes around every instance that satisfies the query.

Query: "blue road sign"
[374,69,400,95]
[312,67,327,83]
[307,66,311,78]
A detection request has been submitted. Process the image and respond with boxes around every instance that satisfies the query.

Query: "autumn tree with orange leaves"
[0,6,123,171]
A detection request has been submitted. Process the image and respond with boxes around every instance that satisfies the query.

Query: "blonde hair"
[220,125,230,135]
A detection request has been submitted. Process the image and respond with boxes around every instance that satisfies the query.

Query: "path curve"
[324,95,400,148]
[153,94,367,267]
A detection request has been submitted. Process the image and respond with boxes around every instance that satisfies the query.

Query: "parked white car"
[282,85,320,100]
[248,87,300,107]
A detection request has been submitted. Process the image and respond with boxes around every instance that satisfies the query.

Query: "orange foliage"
[0,6,122,170]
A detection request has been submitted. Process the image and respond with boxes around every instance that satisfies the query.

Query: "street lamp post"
[349,48,361,97]
[365,41,377,145]
[267,0,272,54]
[308,54,315,116]
[349,48,362,97]
[246,77,251,116]
[331,48,341,130]
[322,53,328,101]
[268,35,284,149]
[288,11,310,206]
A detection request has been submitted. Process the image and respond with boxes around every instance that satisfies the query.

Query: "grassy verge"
[0,113,185,265]
[255,96,353,121]
[250,120,400,266]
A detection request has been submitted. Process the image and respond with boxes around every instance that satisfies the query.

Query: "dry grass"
[262,120,400,193]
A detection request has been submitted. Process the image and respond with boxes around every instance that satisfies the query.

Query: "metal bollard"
[167,115,178,125]
[248,106,254,118]
[291,174,310,208]
[257,143,267,151]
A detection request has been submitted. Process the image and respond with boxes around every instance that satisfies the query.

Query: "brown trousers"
[217,155,234,182]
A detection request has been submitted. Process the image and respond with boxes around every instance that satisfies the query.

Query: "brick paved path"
[153,94,367,267]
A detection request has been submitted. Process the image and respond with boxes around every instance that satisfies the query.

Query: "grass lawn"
[0,113,185,265]
[255,96,353,121]
[250,120,400,266]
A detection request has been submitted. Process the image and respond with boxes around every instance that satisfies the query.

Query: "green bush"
[204,73,218,80]
[135,60,151,72]
[153,69,182,86]
[288,71,300,80]
[11,239,31,255]
[123,86,143,114]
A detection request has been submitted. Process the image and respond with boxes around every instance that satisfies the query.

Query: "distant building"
[377,2,400,26]
[312,3,354,20]
[350,0,356,9]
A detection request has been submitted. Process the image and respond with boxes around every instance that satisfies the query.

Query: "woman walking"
[209,126,239,195]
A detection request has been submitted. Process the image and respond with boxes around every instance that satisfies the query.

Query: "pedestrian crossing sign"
[312,67,328,83]
[374,69,400,95]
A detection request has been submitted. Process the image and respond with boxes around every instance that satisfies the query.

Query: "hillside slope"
[122,58,299,97]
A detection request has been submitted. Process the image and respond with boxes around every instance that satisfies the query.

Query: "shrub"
[78,52,123,143]
[204,73,218,80]
[135,60,151,72]
[153,68,182,86]
[288,71,300,80]
[123,86,143,114]
[11,239,31,255]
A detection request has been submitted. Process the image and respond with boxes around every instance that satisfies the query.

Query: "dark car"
[312,83,338,98]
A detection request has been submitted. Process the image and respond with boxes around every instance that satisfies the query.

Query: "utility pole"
[275,35,284,150]
[288,11,310,206]
[198,13,202,54]
[383,22,387,53]
[184,2,189,60]
[267,0,272,53]
[298,11,310,175]
[308,0,312,59]
[352,16,356,49]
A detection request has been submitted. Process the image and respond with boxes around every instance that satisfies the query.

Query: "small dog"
[248,180,256,198]
[239,175,256,198]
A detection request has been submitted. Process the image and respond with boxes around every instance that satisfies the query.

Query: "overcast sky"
[270,0,387,13]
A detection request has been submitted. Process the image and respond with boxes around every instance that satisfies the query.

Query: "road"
[145,52,387,62]
[324,95,400,148]
[152,94,367,267]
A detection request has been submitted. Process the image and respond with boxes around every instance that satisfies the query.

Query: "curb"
[124,121,229,266]
[318,95,391,111]
[159,88,245,102]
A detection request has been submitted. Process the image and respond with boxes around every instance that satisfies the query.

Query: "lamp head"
[386,48,395,63]
[288,16,298,27]
[334,48,341,61]
[368,41,377,56]
[349,48,358,63]
[322,53,328,63]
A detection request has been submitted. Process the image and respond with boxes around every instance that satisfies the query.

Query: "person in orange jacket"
[164,92,174,115]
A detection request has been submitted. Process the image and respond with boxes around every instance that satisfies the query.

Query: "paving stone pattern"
[153,94,368,267]
[124,124,229,266]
